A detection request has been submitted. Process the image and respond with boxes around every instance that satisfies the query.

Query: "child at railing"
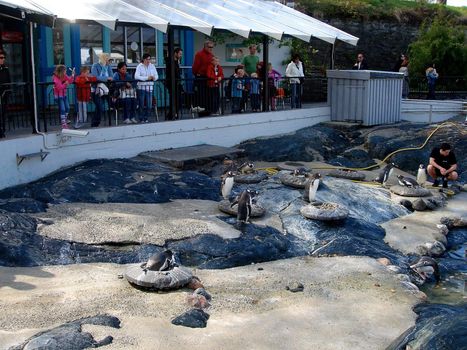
[231,68,246,113]
[249,73,261,112]
[74,66,97,129]
[206,56,224,115]
[52,64,75,129]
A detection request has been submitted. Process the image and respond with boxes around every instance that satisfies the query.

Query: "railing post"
[167,25,176,121]
[262,35,269,112]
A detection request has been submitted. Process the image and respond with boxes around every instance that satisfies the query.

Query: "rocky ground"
[0,120,465,350]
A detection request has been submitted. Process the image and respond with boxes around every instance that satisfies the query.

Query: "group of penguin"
[376,162,429,188]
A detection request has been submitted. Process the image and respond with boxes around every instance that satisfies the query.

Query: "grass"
[297,0,467,22]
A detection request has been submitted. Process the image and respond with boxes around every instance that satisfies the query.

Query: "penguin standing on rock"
[303,173,321,202]
[416,164,427,187]
[221,171,235,199]
[375,162,395,186]
[397,175,420,188]
[141,250,176,272]
[238,162,255,174]
[231,189,257,223]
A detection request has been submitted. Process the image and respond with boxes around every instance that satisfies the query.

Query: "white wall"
[0,107,330,190]
[401,100,465,123]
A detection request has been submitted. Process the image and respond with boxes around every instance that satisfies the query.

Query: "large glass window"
[80,24,102,65]
[53,23,64,65]
[142,28,157,65]
[110,26,124,65]
[126,26,141,64]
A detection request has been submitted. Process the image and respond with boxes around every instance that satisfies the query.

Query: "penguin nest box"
[327,169,366,181]
[124,265,193,290]
[218,199,266,217]
[280,173,309,189]
[234,171,268,184]
[300,201,349,221]
[390,185,431,197]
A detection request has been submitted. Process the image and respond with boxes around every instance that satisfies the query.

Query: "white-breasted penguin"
[303,173,321,202]
[397,175,420,188]
[410,256,440,284]
[141,250,176,272]
[231,189,257,223]
[238,162,255,174]
[376,162,395,185]
[221,171,235,199]
[416,164,427,187]
[291,167,309,177]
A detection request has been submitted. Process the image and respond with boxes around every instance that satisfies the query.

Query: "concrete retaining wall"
[401,99,464,123]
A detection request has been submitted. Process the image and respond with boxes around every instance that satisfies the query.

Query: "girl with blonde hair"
[52,64,75,129]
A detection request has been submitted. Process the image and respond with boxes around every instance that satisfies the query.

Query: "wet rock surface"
[10,315,120,350]
[171,309,210,328]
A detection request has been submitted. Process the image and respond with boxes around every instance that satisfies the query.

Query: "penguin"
[231,189,257,223]
[291,167,309,177]
[221,171,235,199]
[141,250,176,272]
[397,175,420,188]
[303,173,321,202]
[410,256,440,284]
[375,162,395,185]
[416,164,427,187]
[237,162,255,174]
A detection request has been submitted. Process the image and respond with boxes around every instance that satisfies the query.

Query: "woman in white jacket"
[285,54,304,109]
[134,53,158,122]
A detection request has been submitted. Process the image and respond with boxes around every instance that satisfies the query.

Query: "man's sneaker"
[130,118,138,123]
[442,179,448,188]
[74,123,82,129]
[432,179,440,187]
[123,119,132,124]
[191,106,205,113]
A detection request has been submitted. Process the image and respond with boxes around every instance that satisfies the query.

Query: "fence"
[408,75,466,100]
[0,75,328,136]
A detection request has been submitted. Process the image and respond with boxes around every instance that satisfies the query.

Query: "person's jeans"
[137,89,152,121]
[122,98,137,120]
[290,83,301,109]
[92,93,104,126]
[56,96,70,120]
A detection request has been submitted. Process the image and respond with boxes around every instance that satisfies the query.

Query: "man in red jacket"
[192,40,214,116]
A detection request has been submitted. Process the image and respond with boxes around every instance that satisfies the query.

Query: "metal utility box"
[327,70,403,126]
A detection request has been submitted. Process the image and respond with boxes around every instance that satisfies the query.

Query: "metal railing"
[0,75,328,137]
[408,75,467,100]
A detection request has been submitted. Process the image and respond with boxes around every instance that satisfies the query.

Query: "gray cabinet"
[327,70,403,126]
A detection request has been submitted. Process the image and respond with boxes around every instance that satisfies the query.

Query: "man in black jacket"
[352,53,368,70]
[0,50,11,138]
[165,48,183,120]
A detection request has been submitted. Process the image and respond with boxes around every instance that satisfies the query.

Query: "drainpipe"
[262,35,269,112]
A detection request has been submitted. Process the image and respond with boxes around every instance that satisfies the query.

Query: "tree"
[408,17,467,78]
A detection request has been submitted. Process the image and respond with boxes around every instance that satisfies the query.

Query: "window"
[126,26,141,64]
[162,29,181,65]
[110,26,124,65]
[142,28,157,65]
[80,24,102,65]
[53,23,64,65]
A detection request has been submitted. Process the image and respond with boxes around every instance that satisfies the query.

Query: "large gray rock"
[327,169,366,181]
[124,265,193,289]
[218,199,266,217]
[300,202,349,221]
[234,171,268,184]
[390,185,431,197]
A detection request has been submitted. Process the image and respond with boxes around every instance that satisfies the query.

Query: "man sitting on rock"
[427,143,458,188]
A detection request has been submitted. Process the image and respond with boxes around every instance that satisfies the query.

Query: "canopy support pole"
[167,25,176,120]
[262,35,269,112]
[331,43,335,70]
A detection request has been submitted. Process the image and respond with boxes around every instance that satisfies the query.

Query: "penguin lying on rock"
[141,250,176,272]
[410,256,440,285]
[237,162,255,174]
[397,175,420,188]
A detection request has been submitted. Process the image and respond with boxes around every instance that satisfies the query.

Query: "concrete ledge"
[401,99,464,123]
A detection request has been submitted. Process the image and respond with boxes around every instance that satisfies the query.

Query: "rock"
[187,276,204,290]
[186,294,211,309]
[436,224,449,236]
[377,257,391,266]
[286,282,304,292]
[171,309,210,328]
[400,281,427,300]
[280,173,309,189]
[10,315,120,350]
[440,216,467,228]
[327,169,366,181]
[390,185,431,197]
[387,265,402,274]
[194,287,212,302]
[412,199,427,211]
[399,199,413,212]
[234,171,268,184]
[218,199,266,218]
[300,202,349,221]
[124,265,193,290]
[417,241,446,257]
[424,198,437,210]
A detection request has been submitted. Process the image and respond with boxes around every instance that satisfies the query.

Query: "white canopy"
[0,0,358,45]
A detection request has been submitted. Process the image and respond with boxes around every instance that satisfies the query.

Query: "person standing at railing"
[52,64,75,129]
[242,44,259,76]
[113,62,137,124]
[231,68,246,113]
[165,48,183,120]
[285,54,304,109]
[426,64,439,100]
[249,73,261,112]
[352,52,368,70]
[74,66,97,129]
[267,63,281,111]
[135,53,158,123]
[206,56,224,116]
[399,55,410,99]
[91,53,113,127]
[0,51,10,138]
[192,40,214,117]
